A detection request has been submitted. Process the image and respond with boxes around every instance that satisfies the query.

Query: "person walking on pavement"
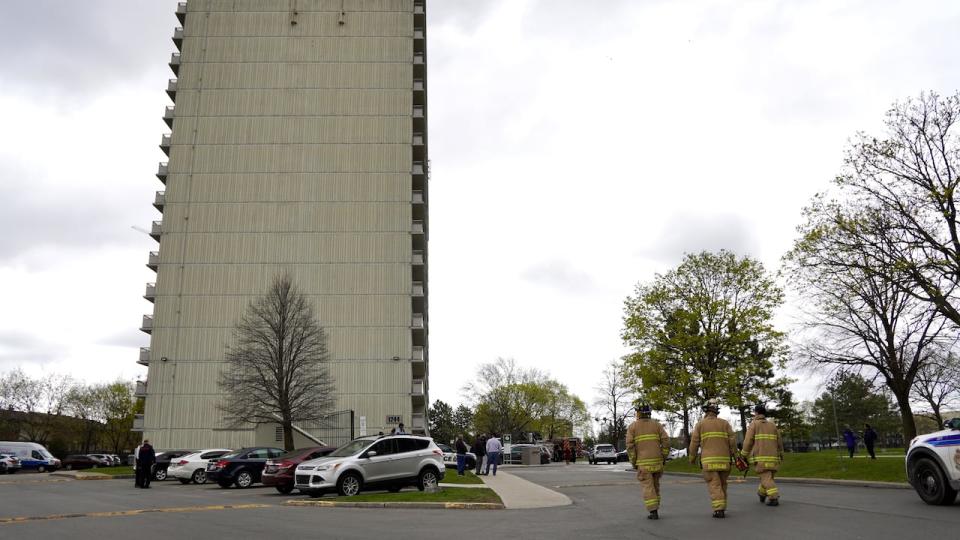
[843,426,858,458]
[626,402,670,520]
[688,399,737,518]
[137,439,157,489]
[741,403,785,507]
[863,424,878,459]
[455,435,469,476]
[472,434,487,475]
[484,433,503,476]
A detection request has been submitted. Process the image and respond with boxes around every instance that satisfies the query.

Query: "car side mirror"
[366,451,378,458]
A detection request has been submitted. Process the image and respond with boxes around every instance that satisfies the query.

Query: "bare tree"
[593,359,635,450]
[912,348,960,427]
[219,274,336,450]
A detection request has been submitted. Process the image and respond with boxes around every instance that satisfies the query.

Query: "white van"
[0,442,61,472]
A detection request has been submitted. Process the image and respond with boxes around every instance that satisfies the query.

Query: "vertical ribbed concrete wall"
[140,0,428,449]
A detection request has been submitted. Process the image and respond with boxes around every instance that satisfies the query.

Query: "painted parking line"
[0,503,272,525]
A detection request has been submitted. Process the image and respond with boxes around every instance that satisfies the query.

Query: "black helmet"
[753,403,767,415]
[702,399,720,413]
[636,403,652,416]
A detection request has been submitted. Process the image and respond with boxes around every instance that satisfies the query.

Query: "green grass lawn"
[664,449,907,483]
[326,487,502,504]
[439,470,484,485]
[76,466,134,476]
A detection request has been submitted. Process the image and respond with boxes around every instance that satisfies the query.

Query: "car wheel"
[65,464,73,470]
[37,466,46,473]
[912,457,959,505]
[178,478,191,485]
[417,468,439,492]
[218,481,232,489]
[275,485,294,495]
[154,468,166,481]
[235,470,253,488]
[91,464,98,469]
[337,472,363,497]
[192,469,206,484]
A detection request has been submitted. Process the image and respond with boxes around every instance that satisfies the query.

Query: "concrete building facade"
[136,0,429,449]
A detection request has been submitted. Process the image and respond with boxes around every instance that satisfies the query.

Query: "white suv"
[905,418,960,505]
[295,435,445,497]
[591,444,618,465]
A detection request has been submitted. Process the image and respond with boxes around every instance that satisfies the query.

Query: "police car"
[905,417,960,505]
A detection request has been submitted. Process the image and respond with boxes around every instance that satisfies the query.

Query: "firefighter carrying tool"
[626,402,670,520]
[740,403,784,506]
[688,399,738,518]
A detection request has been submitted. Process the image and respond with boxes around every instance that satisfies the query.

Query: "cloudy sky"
[1,1,959,416]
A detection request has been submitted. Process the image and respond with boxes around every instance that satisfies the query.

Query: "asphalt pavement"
[0,464,957,539]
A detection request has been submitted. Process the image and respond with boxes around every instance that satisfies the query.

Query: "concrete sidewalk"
[479,471,572,509]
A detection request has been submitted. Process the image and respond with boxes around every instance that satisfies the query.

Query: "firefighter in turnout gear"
[741,403,785,506]
[626,402,670,520]
[688,399,737,518]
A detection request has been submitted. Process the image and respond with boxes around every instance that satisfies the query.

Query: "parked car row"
[0,453,21,474]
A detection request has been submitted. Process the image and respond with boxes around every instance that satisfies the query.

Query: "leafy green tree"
[622,251,788,444]
[428,400,456,444]
[97,381,139,455]
[811,372,900,445]
[452,405,475,439]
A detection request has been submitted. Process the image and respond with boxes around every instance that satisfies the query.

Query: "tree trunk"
[892,389,917,442]
[681,406,691,447]
[283,419,295,451]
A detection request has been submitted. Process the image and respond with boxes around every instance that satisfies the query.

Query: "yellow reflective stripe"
[701,457,731,462]
[749,456,780,463]
[767,488,779,494]
[634,434,659,441]
[701,432,729,439]
[754,434,778,440]
[711,500,726,507]
[644,499,659,504]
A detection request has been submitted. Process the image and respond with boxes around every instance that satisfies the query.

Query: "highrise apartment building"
[135,0,429,449]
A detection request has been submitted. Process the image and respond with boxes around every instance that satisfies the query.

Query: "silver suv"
[295,435,445,497]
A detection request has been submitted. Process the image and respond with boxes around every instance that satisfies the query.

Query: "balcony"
[413,106,424,119]
[412,220,424,235]
[411,413,425,430]
[157,162,168,183]
[413,161,425,175]
[176,2,187,24]
[132,414,145,431]
[414,53,424,66]
[169,52,181,76]
[163,106,175,128]
[412,190,424,204]
[138,347,150,367]
[135,380,148,398]
[150,221,162,241]
[160,134,171,156]
[412,346,424,362]
[414,79,424,93]
[413,133,424,146]
[172,27,184,49]
[414,29,424,40]
[147,251,159,271]
[412,250,424,265]
[140,315,153,334]
[153,191,166,212]
[144,283,157,303]
[166,78,178,101]
[412,379,425,398]
[412,313,424,329]
[412,281,424,297]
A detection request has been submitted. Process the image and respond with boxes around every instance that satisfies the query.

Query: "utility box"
[521,446,540,465]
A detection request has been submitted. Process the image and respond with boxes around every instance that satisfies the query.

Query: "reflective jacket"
[688,413,736,471]
[626,417,670,472]
[741,415,784,472]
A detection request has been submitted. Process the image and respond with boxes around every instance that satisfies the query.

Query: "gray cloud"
[98,329,149,349]
[521,259,600,294]
[635,213,758,264]
[0,330,58,371]
[0,0,176,100]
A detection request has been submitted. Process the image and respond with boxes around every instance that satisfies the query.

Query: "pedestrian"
[563,439,571,465]
[688,399,737,518]
[396,423,407,435]
[554,443,562,463]
[455,435,469,476]
[472,434,487,475]
[133,440,144,488]
[137,439,157,489]
[485,433,503,476]
[740,403,784,507]
[390,427,396,435]
[626,402,670,520]
[863,424,878,459]
[843,426,857,458]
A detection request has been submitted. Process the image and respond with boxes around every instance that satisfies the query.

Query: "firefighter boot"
[647,510,658,520]
[712,510,725,519]
[767,499,779,507]
[758,492,767,503]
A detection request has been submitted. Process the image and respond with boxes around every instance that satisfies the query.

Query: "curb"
[284,499,504,510]
[663,472,910,490]
[49,472,135,481]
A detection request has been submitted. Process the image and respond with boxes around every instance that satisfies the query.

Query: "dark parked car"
[62,455,103,470]
[504,444,551,465]
[152,449,196,481]
[262,446,336,494]
[206,447,285,488]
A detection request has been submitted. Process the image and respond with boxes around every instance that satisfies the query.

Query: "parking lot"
[1,464,958,539]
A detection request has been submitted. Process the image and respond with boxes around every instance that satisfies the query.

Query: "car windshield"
[597,445,614,451]
[219,451,241,460]
[328,439,374,458]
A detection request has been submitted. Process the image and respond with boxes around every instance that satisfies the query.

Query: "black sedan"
[206,447,286,488]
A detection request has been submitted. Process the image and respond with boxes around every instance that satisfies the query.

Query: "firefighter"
[740,403,784,506]
[626,402,670,520]
[688,399,737,518]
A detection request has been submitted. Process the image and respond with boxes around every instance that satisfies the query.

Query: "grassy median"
[74,466,134,476]
[664,449,907,483]
[439,470,484,485]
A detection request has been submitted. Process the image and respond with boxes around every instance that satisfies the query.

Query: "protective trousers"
[703,470,729,511]
[637,470,662,511]
[758,470,778,500]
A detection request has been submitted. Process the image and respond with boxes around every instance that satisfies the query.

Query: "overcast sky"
[1,1,959,417]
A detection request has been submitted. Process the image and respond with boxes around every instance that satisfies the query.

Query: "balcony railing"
[414,53,424,65]
[132,414,145,431]
[153,191,166,211]
[412,346,424,362]
[415,29,424,40]
[144,283,157,302]
[147,251,160,271]
[412,281,424,296]
[163,106,175,128]
[412,221,424,234]
[172,27,184,48]
[160,134,171,156]
[413,133,424,146]
[140,315,153,334]
[150,221,162,241]
[167,78,178,100]
[135,380,148,397]
[413,161,425,175]
[169,53,181,75]
[411,413,425,430]
[412,313,424,329]
[413,106,424,119]
[412,379,424,396]
[138,347,150,366]
[176,2,187,24]
[412,250,424,265]
[412,190,424,204]
[414,79,424,92]
[157,162,168,182]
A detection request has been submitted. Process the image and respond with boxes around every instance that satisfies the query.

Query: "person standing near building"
[626,403,670,520]
[455,435,469,476]
[688,399,737,518]
[133,441,144,488]
[472,434,487,475]
[863,424,878,459]
[396,423,407,435]
[843,426,857,458]
[741,403,784,507]
[137,439,157,489]
[485,433,503,476]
